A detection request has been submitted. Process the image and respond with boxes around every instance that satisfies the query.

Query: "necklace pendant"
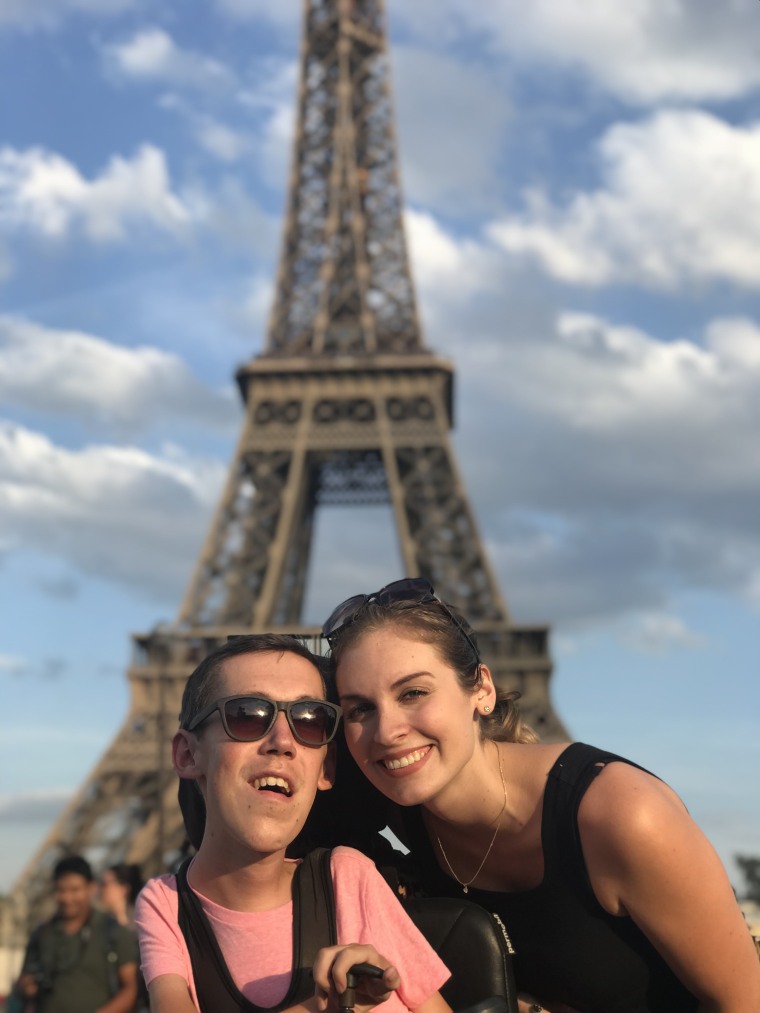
[463,885,469,894]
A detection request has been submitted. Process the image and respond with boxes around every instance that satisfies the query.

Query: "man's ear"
[317,742,337,792]
[173,729,203,780]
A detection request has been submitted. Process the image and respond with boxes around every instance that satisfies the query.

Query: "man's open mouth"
[253,776,292,797]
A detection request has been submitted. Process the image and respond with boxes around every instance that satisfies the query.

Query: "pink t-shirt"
[135,846,449,1012]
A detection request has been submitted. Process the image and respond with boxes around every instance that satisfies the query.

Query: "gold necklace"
[435,742,507,894]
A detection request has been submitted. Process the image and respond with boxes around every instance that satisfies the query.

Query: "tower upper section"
[264,0,424,359]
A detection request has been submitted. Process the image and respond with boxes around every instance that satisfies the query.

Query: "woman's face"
[335,627,490,809]
[98,870,128,914]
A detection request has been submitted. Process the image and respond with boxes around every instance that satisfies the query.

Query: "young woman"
[323,578,760,1013]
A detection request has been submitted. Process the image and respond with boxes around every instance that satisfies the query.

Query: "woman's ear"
[474,663,497,716]
[318,742,337,792]
[173,729,202,780]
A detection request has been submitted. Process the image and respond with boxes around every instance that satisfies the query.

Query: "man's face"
[54,872,95,922]
[179,650,334,862]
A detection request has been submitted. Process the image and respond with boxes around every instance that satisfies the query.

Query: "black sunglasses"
[186,695,341,747]
[322,577,480,665]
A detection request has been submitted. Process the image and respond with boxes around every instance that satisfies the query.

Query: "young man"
[135,634,450,1013]
[16,855,139,1013]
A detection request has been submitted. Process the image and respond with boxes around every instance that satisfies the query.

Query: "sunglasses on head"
[186,695,341,747]
[322,577,481,665]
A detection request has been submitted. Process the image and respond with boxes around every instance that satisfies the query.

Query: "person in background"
[99,864,149,1012]
[134,633,451,1013]
[323,578,760,1013]
[99,864,144,928]
[15,854,139,1013]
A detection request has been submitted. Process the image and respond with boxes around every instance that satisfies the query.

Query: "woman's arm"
[579,762,760,1012]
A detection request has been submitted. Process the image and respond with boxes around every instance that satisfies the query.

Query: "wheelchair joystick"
[338,962,385,1013]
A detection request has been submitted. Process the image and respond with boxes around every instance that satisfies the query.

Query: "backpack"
[24,912,122,1001]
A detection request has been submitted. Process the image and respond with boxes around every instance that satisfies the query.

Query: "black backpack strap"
[23,922,53,992]
[103,914,121,997]
[293,847,337,976]
[176,849,336,1013]
[177,858,250,1013]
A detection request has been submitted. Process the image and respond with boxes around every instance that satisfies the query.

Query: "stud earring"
[483,705,491,713]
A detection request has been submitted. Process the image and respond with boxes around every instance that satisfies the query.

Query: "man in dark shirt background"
[15,855,138,1013]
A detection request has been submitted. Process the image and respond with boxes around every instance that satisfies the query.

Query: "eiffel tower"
[11,0,568,928]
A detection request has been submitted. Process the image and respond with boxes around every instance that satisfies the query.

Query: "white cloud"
[404,208,523,357]
[517,312,760,487]
[459,306,760,527]
[0,654,25,674]
[489,110,760,289]
[0,788,71,823]
[234,275,275,336]
[235,58,298,190]
[396,0,760,105]
[405,209,494,300]
[0,144,195,244]
[504,0,760,104]
[0,422,226,600]
[464,308,760,623]
[137,44,294,180]
[106,28,234,92]
[406,211,760,463]
[0,316,238,436]
[195,118,250,162]
[404,210,760,624]
[621,612,706,654]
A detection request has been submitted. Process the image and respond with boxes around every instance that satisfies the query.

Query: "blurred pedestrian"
[99,864,144,928]
[15,855,139,1013]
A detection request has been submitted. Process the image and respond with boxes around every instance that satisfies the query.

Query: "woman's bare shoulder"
[575,756,696,895]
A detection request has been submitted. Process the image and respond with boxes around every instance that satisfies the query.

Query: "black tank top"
[402,742,698,1013]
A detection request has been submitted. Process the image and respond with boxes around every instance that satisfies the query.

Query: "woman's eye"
[401,688,428,702]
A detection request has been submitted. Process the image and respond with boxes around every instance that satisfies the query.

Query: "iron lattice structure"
[11,0,568,928]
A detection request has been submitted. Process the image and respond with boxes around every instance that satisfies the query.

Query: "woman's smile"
[379,745,432,773]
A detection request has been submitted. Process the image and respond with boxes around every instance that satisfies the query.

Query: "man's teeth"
[253,776,292,795]
[384,749,427,770]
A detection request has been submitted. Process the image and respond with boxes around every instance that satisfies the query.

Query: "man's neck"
[188,843,297,913]
[59,908,92,935]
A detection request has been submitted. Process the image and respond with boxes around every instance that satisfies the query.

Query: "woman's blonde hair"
[329,597,538,744]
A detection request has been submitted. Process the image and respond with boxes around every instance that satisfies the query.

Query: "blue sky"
[1,0,760,895]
